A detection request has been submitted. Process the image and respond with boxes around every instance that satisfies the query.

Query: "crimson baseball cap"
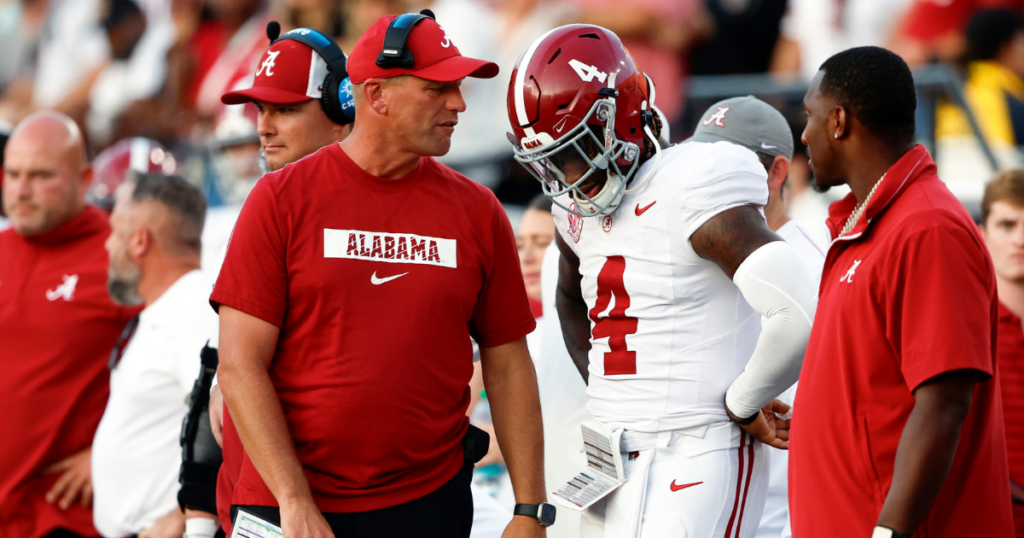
[222,38,332,105]
[347,14,499,83]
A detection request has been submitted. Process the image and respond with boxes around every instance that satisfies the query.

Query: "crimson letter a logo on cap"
[702,106,730,128]
[257,50,281,77]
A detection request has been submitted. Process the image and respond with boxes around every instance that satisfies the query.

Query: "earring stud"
[834,133,839,139]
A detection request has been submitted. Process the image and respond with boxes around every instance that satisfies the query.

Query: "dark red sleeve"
[469,196,537,348]
[210,177,289,328]
[889,225,996,391]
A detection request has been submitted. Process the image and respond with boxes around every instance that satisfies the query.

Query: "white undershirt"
[92,270,219,537]
[755,219,827,538]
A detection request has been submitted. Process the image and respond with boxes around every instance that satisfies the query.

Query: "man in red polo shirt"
[980,170,1024,536]
[180,24,357,538]
[791,46,1013,538]
[213,11,547,538]
[0,112,140,538]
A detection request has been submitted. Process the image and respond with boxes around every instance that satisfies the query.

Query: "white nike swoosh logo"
[370,271,409,285]
[761,142,777,150]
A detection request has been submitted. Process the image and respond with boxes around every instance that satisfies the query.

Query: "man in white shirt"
[689,96,827,538]
[93,173,217,538]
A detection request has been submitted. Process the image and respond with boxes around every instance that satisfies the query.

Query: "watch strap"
[872,525,910,538]
[733,409,760,426]
[513,503,540,519]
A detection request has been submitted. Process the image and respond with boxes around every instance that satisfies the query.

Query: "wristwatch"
[872,525,910,538]
[514,502,557,527]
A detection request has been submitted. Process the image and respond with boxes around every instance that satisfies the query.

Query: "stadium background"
[0,0,1020,233]
[1,0,1023,535]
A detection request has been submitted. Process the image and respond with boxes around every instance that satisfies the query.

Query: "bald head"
[3,111,91,236]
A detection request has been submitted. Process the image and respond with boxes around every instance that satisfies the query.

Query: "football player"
[507,26,818,537]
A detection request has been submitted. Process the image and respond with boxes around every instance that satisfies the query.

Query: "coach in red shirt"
[0,112,140,538]
[213,11,546,538]
[980,170,1024,536]
[791,46,1013,538]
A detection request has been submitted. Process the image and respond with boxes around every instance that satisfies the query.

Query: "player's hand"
[502,515,546,537]
[44,446,93,509]
[138,508,186,538]
[210,384,224,447]
[280,496,334,538]
[728,399,791,450]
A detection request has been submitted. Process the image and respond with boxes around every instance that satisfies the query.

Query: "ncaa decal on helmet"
[506,25,656,217]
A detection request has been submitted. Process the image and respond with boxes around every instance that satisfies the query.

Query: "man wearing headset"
[211,12,548,538]
[202,22,354,276]
[179,23,356,538]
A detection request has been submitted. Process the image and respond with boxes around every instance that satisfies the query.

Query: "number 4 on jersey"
[589,256,638,375]
[569,59,608,84]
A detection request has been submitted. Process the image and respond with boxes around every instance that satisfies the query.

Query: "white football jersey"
[553,141,769,433]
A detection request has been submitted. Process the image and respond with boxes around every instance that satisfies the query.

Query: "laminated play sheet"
[552,420,628,511]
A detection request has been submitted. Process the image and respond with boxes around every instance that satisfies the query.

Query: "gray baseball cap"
[690,96,794,160]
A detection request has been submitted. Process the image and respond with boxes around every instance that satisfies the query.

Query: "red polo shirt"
[997,301,1024,536]
[789,145,1013,537]
[0,206,140,538]
[210,143,535,513]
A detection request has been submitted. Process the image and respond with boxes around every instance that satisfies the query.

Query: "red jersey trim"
[724,433,747,538]
[735,435,756,538]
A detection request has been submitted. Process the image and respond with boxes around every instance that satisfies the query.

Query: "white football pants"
[580,421,768,538]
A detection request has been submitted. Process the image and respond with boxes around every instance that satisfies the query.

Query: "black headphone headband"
[375,10,436,69]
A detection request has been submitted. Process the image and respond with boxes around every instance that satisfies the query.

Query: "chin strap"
[622,122,661,195]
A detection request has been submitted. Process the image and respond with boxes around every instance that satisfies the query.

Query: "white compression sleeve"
[184,517,219,538]
[725,241,818,418]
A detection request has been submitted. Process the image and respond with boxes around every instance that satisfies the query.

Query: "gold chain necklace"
[840,173,886,237]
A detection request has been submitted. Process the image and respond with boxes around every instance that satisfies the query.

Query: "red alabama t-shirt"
[789,146,1013,537]
[210,143,535,513]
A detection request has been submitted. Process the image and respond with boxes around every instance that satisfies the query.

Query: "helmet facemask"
[510,98,640,218]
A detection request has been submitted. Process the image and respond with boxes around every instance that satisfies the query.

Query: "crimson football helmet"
[507,25,656,217]
[88,138,177,212]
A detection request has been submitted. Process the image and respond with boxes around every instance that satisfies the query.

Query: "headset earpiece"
[319,71,354,125]
[270,23,354,126]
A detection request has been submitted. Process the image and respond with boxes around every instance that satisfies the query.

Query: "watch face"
[540,503,557,526]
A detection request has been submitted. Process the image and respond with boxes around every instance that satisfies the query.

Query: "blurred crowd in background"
[4,1,1024,537]
[1,0,1024,230]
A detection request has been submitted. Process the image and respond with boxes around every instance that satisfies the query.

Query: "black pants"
[232,466,474,538]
